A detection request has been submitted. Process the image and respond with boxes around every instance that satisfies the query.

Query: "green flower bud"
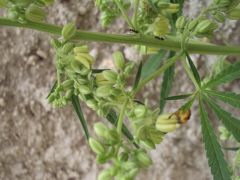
[106,129,120,145]
[47,94,55,103]
[98,169,112,180]
[156,114,180,133]
[93,122,108,138]
[195,20,216,34]
[140,139,156,150]
[227,6,240,20]
[156,123,180,133]
[75,53,94,69]
[126,168,139,179]
[137,151,152,167]
[123,62,135,76]
[118,152,129,162]
[95,86,111,97]
[73,45,89,54]
[102,70,118,82]
[65,90,73,99]
[158,2,170,8]
[110,88,122,96]
[218,0,230,7]
[213,12,226,23]
[86,99,98,109]
[175,16,187,30]
[134,105,147,118]
[187,19,199,31]
[113,51,125,70]
[62,22,76,41]
[25,4,45,22]
[105,147,115,158]
[8,10,19,21]
[62,79,73,90]
[62,43,74,54]
[78,84,91,95]
[50,39,62,49]
[89,138,105,155]
[96,154,108,164]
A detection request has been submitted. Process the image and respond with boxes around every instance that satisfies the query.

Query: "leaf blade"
[141,50,166,79]
[203,61,240,88]
[199,99,231,180]
[71,95,90,140]
[133,61,143,90]
[160,52,175,113]
[206,98,240,142]
[205,90,240,108]
[185,51,201,86]
[165,93,192,101]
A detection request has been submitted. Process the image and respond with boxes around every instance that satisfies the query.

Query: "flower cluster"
[0,0,53,23]
[47,23,190,179]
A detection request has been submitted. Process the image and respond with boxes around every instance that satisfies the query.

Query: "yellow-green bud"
[156,123,180,133]
[175,16,186,30]
[110,88,122,96]
[140,139,156,150]
[75,53,94,69]
[93,122,108,138]
[62,43,74,54]
[78,85,91,95]
[214,12,226,22]
[62,79,73,90]
[124,62,135,75]
[156,114,180,133]
[95,86,111,97]
[25,4,46,22]
[195,20,215,33]
[106,129,119,144]
[118,152,129,162]
[227,6,240,20]
[65,90,73,99]
[89,138,105,155]
[113,51,125,70]
[187,19,199,31]
[102,70,118,82]
[158,2,170,8]
[98,169,112,180]
[73,45,89,54]
[62,22,76,41]
[134,105,147,118]
[96,154,107,164]
[137,151,152,167]
[86,99,98,109]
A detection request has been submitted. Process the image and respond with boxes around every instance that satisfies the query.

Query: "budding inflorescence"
[0,0,54,23]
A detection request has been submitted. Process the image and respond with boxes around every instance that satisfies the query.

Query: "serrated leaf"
[223,147,240,151]
[203,61,240,88]
[133,61,142,90]
[106,110,139,147]
[206,99,240,142]
[205,90,240,108]
[165,93,192,100]
[185,51,201,86]
[46,80,57,98]
[71,95,90,140]
[160,52,175,113]
[199,99,231,180]
[141,50,166,79]
[179,96,195,111]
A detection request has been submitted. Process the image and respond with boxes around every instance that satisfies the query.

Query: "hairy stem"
[1,18,240,55]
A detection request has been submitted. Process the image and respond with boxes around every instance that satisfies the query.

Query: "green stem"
[134,51,184,93]
[1,18,240,55]
[181,58,200,90]
[117,100,128,135]
[113,0,135,29]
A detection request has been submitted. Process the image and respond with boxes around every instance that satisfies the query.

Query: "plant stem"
[1,18,240,55]
[117,100,128,135]
[134,51,184,93]
[113,0,135,29]
[181,58,200,90]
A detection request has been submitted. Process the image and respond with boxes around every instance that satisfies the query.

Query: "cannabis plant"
[0,0,240,179]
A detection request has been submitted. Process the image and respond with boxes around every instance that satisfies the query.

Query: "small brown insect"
[170,109,191,124]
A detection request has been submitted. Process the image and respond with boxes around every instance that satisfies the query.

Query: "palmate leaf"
[159,52,175,113]
[71,95,90,140]
[206,98,240,142]
[185,51,201,86]
[205,90,240,108]
[141,49,166,79]
[203,61,240,88]
[199,99,231,180]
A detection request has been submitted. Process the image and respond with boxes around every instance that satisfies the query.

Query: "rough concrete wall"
[0,0,239,180]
